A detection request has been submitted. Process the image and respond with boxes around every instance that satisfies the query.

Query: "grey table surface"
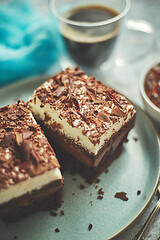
[41,0,160,239]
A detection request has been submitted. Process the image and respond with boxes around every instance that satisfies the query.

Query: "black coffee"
[60,5,119,68]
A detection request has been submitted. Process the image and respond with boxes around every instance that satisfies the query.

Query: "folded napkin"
[0,0,60,87]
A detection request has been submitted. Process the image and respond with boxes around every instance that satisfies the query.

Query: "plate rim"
[110,104,160,239]
[0,76,160,240]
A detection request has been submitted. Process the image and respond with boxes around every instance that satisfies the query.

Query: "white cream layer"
[0,167,62,205]
[29,96,134,156]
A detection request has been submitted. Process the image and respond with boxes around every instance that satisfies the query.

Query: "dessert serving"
[140,60,160,124]
[144,63,160,109]
[0,101,63,223]
[29,67,136,180]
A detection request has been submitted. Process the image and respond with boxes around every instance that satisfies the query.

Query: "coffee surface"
[60,5,119,67]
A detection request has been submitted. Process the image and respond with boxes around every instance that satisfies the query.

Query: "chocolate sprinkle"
[55,228,60,233]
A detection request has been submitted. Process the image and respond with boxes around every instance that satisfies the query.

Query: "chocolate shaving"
[53,75,64,86]
[77,111,88,122]
[137,190,141,195]
[107,91,123,110]
[15,109,25,117]
[73,70,84,76]
[34,97,36,104]
[111,107,125,117]
[98,112,110,122]
[71,97,80,110]
[31,149,40,164]
[88,224,93,231]
[87,90,96,101]
[22,130,34,140]
[115,192,128,201]
[29,163,46,176]
[53,86,65,97]
[19,105,30,113]
[15,132,23,146]
[17,100,21,106]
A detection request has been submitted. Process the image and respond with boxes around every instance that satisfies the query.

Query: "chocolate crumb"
[124,138,129,143]
[115,192,128,201]
[50,211,57,217]
[97,195,103,200]
[80,184,85,190]
[88,224,93,231]
[95,185,98,189]
[98,188,104,195]
[137,190,141,195]
[90,193,92,196]
[95,178,101,183]
[72,193,75,195]
[105,169,109,174]
[133,137,138,142]
[55,228,60,233]
[73,177,76,181]
[60,210,64,216]
[13,236,18,240]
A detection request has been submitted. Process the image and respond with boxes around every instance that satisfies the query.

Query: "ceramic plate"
[0,77,160,240]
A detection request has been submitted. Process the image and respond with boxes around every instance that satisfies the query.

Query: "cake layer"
[0,101,63,209]
[0,167,61,205]
[38,114,135,167]
[55,141,124,183]
[0,181,62,223]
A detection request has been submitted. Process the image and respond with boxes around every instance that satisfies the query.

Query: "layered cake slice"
[29,67,136,180]
[0,101,63,223]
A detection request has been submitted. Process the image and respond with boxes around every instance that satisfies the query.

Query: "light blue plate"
[0,77,160,240]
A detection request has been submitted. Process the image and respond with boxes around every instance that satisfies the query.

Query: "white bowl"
[140,59,160,124]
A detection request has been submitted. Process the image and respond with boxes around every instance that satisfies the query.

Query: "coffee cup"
[50,0,156,71]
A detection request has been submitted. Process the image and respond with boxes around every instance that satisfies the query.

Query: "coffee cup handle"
[115,19,158,67]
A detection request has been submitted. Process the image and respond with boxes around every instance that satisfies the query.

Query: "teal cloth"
[0,0,60,87]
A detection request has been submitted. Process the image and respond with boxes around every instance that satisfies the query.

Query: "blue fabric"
[0,0,60,87]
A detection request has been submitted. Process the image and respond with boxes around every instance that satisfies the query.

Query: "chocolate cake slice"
[0,101,63,223]
[29,67,136,181]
